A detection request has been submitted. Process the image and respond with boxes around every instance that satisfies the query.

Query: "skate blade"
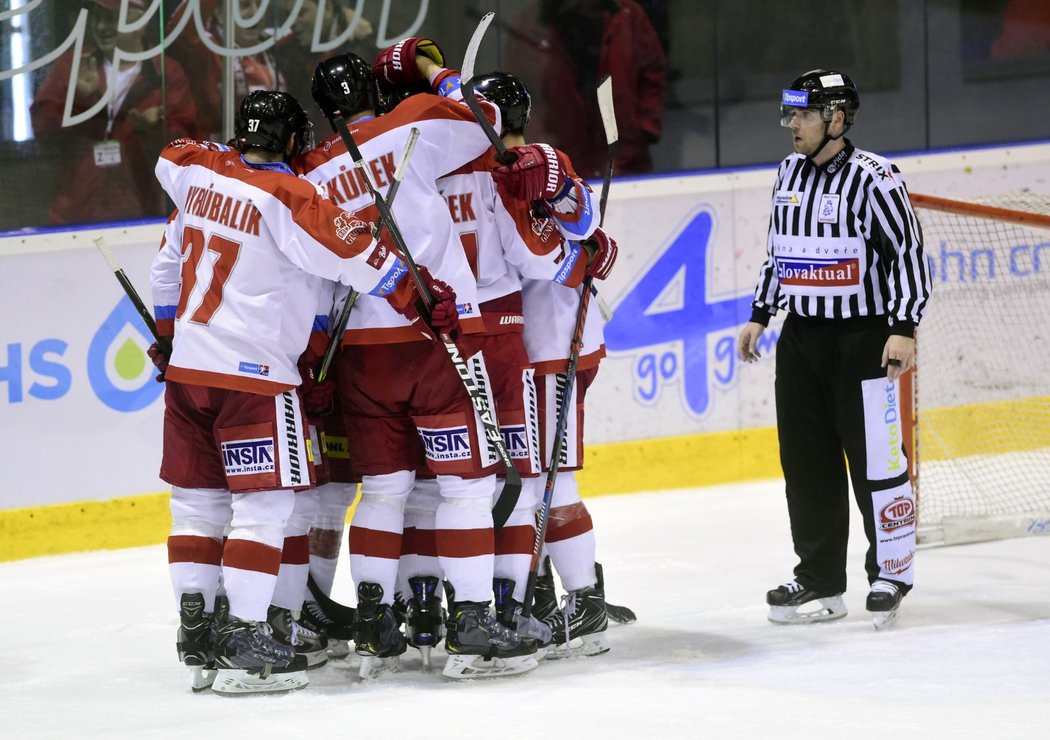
[358,655,400,680]
[302,649,329,669]
[768,596,847,625]
[544,632,610,660]
[606,603,638,625]
[326,639,352,660]
[189,666,217,692]
[418,645,432,672]
[442,653,539,679]
[211,668,308,695]
[872,608,900,631]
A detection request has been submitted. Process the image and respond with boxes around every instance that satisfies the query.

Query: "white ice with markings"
[2,480,1047,739]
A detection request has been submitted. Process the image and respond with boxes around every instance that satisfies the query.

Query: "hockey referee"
[736,70,932,629]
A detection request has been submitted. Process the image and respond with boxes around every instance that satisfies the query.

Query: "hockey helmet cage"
[471,72,531,133]
[235,90,314,158]
[781,69,859,126]
[311,53,381,123]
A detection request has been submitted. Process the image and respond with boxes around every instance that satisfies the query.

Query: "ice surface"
[2,480,1047,739]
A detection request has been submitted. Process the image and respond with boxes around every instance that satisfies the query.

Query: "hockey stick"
[460,12,612,323]
[94,236,171,357]
[306,572,356,636]
[521,77,619,620]
[330,115,523,527]
[461,12,516,166]
[317,127,421,383]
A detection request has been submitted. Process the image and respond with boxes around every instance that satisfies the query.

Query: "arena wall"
[2,141,1048,560]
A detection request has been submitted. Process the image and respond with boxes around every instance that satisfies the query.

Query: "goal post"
[908,192,1050,546]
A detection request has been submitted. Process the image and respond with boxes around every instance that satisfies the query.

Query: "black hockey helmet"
[235,90,314,158]
[311,52,380,124]
[780,69,860,127]
[376,80,432,114]
[471,72,531,133]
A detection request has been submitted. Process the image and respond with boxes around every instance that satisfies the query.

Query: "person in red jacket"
[30,0,197,225]
[506,0,667,177]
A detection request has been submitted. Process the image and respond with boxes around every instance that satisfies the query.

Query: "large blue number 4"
[605,209,753,417]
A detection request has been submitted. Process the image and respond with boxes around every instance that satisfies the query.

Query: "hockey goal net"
[907,192,1050,546]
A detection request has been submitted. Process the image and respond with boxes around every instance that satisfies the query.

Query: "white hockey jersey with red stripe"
[293,90,500,345]
[152,140,404,394]
[436,147,600,308]
[521,278,607,375]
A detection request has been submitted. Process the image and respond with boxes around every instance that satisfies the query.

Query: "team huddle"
[149,36,629,695]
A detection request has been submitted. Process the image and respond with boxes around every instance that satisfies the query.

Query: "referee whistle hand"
[882,335,916,382]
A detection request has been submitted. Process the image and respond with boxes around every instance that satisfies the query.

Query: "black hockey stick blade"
[606,601,638,625]
[306,573,357,631]
[491,469,522,530]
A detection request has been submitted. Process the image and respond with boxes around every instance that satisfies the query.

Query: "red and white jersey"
[293,91,500,345]
[521,279,606,375]
[152,140,403,394]
[436,147,600,308]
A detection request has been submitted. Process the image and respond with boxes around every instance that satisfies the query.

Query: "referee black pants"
[774,314,916,596]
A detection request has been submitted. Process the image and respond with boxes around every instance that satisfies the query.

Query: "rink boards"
[2,141,1049,561]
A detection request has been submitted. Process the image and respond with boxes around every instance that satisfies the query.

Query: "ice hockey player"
[294,46,543,679]
[150,89,423,694]
[475,74,624,658]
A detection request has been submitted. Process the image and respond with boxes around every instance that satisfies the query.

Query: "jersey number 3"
[177,225,241,325]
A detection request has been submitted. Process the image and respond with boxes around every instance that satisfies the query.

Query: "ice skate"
[300,599,352,659]
[405,576,446,671]
[442,584,539,679]
[766,580,847,624]
[541,563,610,659]
[175,592,216,692]
[532,557,559,622]
[494,577,551,661]
[353,582,407,680]
[267,605,329,668]
[211,618,309,695]
[867,580,904,630]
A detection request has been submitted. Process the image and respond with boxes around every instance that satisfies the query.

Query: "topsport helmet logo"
[87,297,164,412]
[781,90,809,107]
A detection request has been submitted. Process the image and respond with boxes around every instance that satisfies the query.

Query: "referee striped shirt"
[749,141,931,336]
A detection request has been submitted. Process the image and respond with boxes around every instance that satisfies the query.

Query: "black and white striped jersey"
[749,141,931,336]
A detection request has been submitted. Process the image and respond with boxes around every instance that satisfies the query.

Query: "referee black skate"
[737,70,932,630]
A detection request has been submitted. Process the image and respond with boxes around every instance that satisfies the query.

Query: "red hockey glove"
[147,340,170,383]
[583,228,618,281]
[373,37,445,87]
[297,349,336,417]
[387,265,460,341]
[491,143,570,203]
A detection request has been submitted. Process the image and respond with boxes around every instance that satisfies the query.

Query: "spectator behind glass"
[30,0,197,225]
[273,0,373,133]
[506,0,667,178]
[166,0,286,141]
[990,0,1050,59]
